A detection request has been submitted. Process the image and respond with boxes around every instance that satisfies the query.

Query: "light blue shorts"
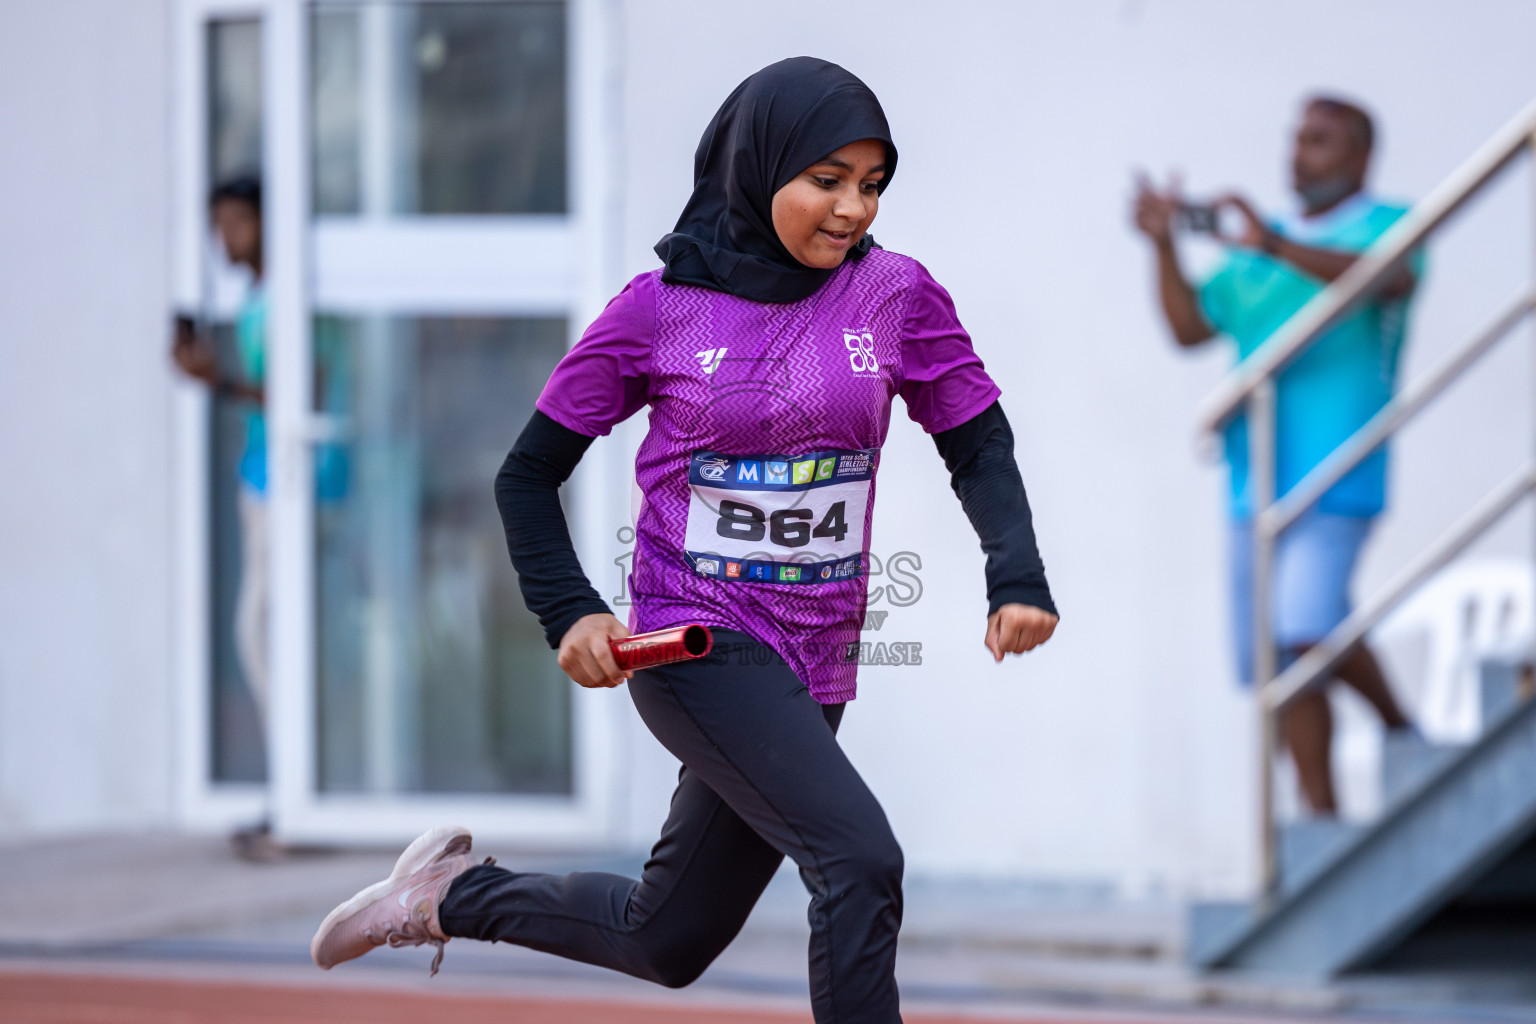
[1229,511,1375,685]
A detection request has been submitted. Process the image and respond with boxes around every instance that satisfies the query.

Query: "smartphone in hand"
[170,311,219,384]
[1177,203,1219,234]
[173,311,199,345]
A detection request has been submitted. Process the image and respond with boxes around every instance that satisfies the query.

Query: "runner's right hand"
[558,612,633,688]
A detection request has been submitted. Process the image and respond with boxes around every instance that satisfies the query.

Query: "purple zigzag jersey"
[536,248,1000,703]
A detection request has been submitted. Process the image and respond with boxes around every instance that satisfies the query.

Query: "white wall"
[1,0,1532,898]
[0,0,176,838]
[600,0,1536,897]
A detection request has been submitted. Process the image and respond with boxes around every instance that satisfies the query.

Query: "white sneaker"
[310,825,481,976]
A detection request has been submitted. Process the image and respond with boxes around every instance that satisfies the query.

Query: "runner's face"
[771,138,886,270]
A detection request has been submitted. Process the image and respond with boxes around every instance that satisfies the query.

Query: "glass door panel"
[208,19,263,181]
[263,0,609,843]
[312,314,572,796]
[311,1,567,217]
[206,16,266,784]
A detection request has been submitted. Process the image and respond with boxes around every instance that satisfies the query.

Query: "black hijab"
[654,57,898,304]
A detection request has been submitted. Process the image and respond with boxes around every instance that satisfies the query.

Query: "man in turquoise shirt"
[173,177,272,716]
[1134,96,1419,817]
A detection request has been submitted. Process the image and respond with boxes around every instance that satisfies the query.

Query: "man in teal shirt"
[1134,96,1419,816]
[173,177,272,713]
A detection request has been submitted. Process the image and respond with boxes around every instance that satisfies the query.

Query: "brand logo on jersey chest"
[843,331,878,375]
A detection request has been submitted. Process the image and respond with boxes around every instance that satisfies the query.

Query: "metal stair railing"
[1195,97,1536,899]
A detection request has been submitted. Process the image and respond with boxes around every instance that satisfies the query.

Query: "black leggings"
[439,631,904,1024]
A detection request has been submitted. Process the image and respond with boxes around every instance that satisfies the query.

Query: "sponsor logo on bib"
[835,452,871,477]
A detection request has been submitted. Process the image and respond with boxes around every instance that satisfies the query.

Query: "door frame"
[171,0,270,835]
[172,0,629,845]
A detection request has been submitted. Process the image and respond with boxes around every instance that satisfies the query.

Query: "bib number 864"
[716,499,848,547]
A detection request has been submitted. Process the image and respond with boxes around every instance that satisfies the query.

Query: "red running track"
[0,971,1108,1024]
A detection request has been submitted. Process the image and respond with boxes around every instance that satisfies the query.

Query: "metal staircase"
[1192,657,1536,974]
[1188,96,1536,977]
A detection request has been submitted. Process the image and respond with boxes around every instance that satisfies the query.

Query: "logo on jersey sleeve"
[695,348,727,374]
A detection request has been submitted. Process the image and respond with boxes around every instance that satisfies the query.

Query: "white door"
[174,0,623,845]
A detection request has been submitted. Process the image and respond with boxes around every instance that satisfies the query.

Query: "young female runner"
[311,56,1057,1024]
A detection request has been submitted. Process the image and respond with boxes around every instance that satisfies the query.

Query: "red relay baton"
[610,624,714,671]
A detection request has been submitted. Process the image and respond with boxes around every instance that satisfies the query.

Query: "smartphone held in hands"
[1177,202,1220,234]
[173,311,199,342]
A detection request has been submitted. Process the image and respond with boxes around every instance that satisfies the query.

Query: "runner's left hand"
[985,603,1057,662]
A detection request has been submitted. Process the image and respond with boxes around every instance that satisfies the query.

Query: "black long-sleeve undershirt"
[930,402,1056,618]
[496,403,1056,650]
[493,413,610,648]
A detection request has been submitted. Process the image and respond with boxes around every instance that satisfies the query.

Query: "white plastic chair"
[1372,557,1534,743]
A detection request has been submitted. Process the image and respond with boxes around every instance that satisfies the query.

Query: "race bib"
[684,448,877,585]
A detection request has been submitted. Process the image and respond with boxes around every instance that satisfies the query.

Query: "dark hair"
[210,173,262,212]
[1307,95,1375,152]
